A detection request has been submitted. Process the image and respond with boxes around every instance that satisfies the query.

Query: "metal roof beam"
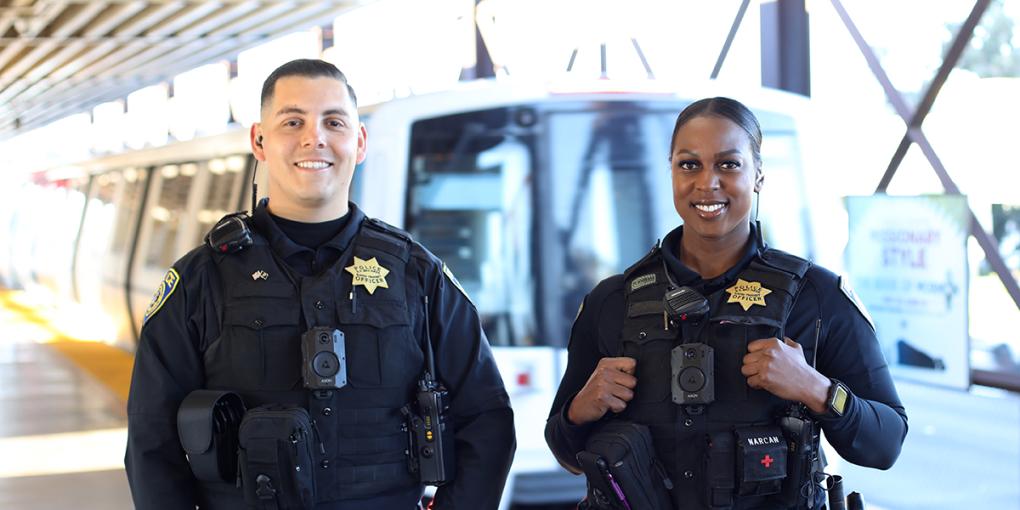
[0,2,112,102]
[0,1,189,126]
[6,1,184,108]
[0,0,64,72]
[4,0,265,128]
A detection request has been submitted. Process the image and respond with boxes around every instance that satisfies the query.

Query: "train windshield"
[406,101,681,347]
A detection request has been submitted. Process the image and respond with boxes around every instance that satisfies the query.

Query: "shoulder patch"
[838,275,875,330]
[630,273,656,292]
[144,269,180,323]
[443,263,473,304]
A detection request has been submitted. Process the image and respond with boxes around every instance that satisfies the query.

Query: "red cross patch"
[761,454,774,468]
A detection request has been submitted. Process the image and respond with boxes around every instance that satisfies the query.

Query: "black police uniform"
[126,202,516,509]
[545,224,908,509]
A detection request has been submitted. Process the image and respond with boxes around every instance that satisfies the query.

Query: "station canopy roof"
[0,0,369,139]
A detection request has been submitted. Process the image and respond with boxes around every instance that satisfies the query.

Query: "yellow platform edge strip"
[47,341,135,404]
[1,289,134,404]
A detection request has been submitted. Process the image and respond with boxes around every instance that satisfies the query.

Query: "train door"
[74,167,151,346]
[129,156,249,336]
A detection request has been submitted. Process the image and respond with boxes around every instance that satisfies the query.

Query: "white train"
[0,79,814,507]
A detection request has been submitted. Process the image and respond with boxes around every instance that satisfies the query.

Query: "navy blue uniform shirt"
[126,202,516,509]
[546,224,907,479]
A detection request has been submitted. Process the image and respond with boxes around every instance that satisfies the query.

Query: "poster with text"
[845,195,969,389]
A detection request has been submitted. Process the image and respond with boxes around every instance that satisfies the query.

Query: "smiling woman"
[546,96,909,510]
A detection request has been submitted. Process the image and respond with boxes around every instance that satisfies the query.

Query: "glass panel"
[840,0,976,106]
[110,168,149,257]
[756,132,812,259]
[923,0,1020,386]
[144,165,193,269]
[194,157,248,246]
[406,108,536,346]
[546,105,677,337]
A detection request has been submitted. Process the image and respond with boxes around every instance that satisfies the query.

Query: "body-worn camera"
[671,343,715,405]
[300,327,347,389]
[664,286,714,406]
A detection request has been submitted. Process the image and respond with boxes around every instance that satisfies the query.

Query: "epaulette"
[359,217,411,262]
[758,248,811,278]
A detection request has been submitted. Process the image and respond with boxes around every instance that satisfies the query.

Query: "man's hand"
[567,357,637,425]
[741,337,830,413]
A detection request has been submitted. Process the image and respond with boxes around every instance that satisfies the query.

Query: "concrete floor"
[0,340,133,510]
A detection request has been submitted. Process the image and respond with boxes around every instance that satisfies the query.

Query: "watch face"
[832,384,849,415]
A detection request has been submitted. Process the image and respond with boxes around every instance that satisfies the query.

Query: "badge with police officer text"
[345,256,389,294]
[725,279,772,311]
[143,268,180,323]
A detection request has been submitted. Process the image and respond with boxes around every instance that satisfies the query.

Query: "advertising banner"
[845,195,969,389]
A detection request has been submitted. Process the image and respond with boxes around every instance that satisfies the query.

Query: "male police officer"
[125,59,516,509]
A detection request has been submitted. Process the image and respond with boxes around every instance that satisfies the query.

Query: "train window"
[144,164,194,269]
[110,168,149,257]
[406,109,537,346]
[546,105,679,337]
[194,156,248,246]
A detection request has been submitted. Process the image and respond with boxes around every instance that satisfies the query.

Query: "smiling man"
[126,59,516,510]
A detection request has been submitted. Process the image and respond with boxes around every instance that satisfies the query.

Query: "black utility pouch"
[704,431,736,509]
[177,390,246,483]
[735,426,787,497]
[576,421,673,510]
[238,405,318,510]
[776,413,821,508]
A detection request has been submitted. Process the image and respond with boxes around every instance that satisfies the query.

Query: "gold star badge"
[725,278,772,311]
[345,256,390,294]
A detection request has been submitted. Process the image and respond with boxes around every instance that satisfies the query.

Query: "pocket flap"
[230,280,296,299]
[338,298,409,328]
[224,300,301,329]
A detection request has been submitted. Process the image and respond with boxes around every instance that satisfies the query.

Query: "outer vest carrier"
[619,244,813,510]
[201,218,423,504]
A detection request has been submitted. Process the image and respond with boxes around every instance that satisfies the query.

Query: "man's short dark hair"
[260,58,358,111]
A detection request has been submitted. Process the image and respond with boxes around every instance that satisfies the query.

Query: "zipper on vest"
[653,459,674,490]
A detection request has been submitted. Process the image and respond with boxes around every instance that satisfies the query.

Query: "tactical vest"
[200,217,423,505]
[619,245,813,510]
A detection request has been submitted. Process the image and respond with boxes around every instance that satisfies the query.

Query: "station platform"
[0,290,133,510]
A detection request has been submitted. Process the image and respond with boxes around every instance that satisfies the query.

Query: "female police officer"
[545,97,907,509]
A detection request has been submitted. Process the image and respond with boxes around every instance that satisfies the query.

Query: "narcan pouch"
[735,426,787,497]
[177,390,246,483]
[576,421,673,510]
[238,404,318,510]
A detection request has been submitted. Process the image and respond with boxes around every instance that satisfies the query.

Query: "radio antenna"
[250,160,258,214]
